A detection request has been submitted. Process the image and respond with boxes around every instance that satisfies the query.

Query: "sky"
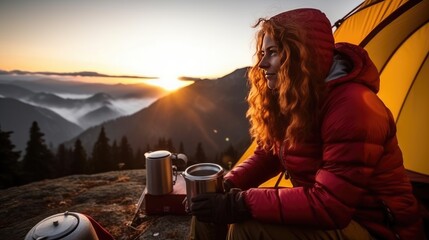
[0,0,361,87]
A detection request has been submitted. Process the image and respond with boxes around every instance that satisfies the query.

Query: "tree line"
[0,121,240,189]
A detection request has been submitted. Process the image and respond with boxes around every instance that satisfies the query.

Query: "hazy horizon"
[1,0,361,84]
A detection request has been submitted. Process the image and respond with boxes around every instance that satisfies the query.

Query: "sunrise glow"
[143,76,194,91]
[0,0,360,86]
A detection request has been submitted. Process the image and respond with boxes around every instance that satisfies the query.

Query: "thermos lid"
[146,150,171,159]
[27,212,79,240]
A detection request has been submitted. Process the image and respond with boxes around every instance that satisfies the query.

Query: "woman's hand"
[190,188,251,224]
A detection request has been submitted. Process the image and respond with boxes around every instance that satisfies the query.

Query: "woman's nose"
[258,56,269,70]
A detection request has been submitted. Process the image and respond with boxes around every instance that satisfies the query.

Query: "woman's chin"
[267,81,276,89]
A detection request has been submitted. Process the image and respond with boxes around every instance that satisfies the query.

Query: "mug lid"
[29,212,79,240]
[146,150,171,159]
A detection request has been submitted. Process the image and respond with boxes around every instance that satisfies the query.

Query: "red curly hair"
[247,18,328,152]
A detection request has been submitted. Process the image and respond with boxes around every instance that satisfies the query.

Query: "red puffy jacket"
[225,43,424,239]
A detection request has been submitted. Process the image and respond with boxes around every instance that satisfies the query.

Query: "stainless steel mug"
[182,163,224,211]
[145,150,177,195]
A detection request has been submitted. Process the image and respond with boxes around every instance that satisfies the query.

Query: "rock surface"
[0,170,192,240]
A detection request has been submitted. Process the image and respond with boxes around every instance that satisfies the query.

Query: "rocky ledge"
[0,170,191,240]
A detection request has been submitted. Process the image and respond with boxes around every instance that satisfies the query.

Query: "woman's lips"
[265,73,276,80]
[265,73,277,89]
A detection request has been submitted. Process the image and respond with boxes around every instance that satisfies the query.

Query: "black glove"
[223,179,235,192]
[190,188,251,224]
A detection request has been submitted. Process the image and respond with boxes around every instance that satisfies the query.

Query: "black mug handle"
[172,165,177,185]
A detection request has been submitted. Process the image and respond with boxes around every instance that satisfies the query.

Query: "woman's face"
[258,34,281,89]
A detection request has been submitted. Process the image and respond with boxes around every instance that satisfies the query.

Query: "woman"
[190,8,424,240]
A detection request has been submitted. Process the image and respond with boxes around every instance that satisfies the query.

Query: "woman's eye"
[259,49,277,58]
[268,50,278,56]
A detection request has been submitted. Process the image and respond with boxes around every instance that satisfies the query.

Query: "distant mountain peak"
[86,92,114,104]
[78,105,122,129]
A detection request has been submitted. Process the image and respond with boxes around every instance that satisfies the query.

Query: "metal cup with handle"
[145,150,178,195]
[182,163,225,212]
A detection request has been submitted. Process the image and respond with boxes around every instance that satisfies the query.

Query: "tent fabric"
[334,0,409,45]
[236,0,429,187]
[335,0,429,176]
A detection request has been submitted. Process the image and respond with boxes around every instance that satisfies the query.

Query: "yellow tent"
[334,0,429,178]
[237,0,429,186]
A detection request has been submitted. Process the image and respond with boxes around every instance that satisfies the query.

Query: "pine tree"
[55,144,70,177]
[194,142,207,164]
[67,147,74,171]
[71,139,87,174]
[0,125,21,188]
[166,138,175,152]
[111,140,120,170]
[91,126,112,173]
[120,136,133,169]
[22,121,55,183]
[155,137,167,150]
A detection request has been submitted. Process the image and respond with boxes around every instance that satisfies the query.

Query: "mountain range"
[0,72,168,152]
[1,67,252,160]
[65,67,252,159]
[0,97,82,152]
[0,82,147,126]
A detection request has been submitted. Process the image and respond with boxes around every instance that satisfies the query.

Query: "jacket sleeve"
[243,84,393,228]
[224,145,283,190]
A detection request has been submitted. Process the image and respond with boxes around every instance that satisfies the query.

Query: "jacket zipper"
[279,140,290,180]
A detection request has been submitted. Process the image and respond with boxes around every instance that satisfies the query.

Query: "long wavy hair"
[247,18,326,152]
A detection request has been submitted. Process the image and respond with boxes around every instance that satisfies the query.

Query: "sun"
[143,75,194,91]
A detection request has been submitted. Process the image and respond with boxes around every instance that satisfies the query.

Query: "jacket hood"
[327,42,380,93]
[270,8,335,80]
